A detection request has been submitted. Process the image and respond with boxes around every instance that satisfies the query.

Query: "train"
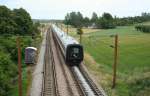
[51,24,84,65]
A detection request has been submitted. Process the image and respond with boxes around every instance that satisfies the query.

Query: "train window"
[70,47,80,59]
[73,48,79,53]
[69,46,83,60]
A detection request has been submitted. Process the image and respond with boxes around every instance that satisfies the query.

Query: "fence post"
[67,24,68,34]
[112,34,118,88]
[80,34,82,44]
[17,37,22,96]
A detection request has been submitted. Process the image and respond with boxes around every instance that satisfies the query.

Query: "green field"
[65,24,150,96]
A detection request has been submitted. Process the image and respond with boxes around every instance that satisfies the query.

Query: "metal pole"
[17,37,22,96]
[112,34,118,88]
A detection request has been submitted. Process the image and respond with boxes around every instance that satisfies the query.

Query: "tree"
[141,12,150,21]
[91,12,98,23]
[83,17,90,27]
[0,6,17,34]
[64,12,84,28]
[0,6,34,35]
[97,12,116,29]
[64,13,70,25]
[13,8,33,35]
[33,21,41,35]
[102,12,113,20]
[76,12,83,27]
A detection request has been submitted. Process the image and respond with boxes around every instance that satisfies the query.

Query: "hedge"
[135,25,150,33]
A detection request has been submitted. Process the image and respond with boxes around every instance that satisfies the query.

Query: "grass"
[10,68,28,96]
[64,23,150,96]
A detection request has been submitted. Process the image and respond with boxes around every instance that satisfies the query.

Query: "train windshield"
[71,47,80,58]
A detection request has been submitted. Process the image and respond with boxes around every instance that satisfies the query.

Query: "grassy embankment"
[9,35,42,96]
[61,22,150,96]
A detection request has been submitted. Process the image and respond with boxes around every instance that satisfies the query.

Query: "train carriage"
[51,24,84,65]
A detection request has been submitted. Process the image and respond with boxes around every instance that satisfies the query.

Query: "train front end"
[66,44,83,65]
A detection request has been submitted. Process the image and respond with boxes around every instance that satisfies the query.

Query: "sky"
[0,0,150,19]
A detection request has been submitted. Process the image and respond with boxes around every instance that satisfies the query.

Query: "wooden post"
[17,37,22,96]
[112,34,118,88]
[67,24,68,34]
[80,34,82,44]
[61,24,63,30]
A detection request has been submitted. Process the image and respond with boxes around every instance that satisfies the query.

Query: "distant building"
[88,23,97,29]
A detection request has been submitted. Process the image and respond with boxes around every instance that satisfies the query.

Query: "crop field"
[63,23,150,96]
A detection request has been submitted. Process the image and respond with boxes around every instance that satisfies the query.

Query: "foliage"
[91,12,98,23]
[0,36,33,95]
[64,12,116,29]
[0,37,17,61]
[64,11,150,29]
[0,5,40,96]
[13,8,33,35]
[0,5,39,35]
[83,17,90,27]
[64,12,83,27]
[0,6,18,34]
[32,21,41,38]
[96,13,116,29]
[135,25,150,33]
[115,13,150,26]
[0,52,17,95]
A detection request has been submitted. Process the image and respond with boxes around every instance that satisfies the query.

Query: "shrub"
[135,25,150,33]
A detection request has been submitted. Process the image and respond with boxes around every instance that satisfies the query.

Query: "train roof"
[52,24,79,48]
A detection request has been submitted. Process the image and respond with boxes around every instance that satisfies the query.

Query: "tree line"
[135,25,150,33]
[0,5,40,36]
[64,12,150,29]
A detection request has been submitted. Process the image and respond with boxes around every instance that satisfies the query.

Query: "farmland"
[64,23,150,96]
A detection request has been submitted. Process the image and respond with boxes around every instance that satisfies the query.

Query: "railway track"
[78,65,106,96]
[42,28,83,96]
[42,28,58,96]
[42,26,106,96]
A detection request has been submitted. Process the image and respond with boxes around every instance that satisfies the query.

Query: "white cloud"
[0,0,150,19]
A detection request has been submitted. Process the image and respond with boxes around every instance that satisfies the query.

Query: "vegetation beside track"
[64,22,150,96]
[0,5,42,96]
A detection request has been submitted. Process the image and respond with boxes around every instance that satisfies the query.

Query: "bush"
[135,25,150,33]
[0,52,17,96]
